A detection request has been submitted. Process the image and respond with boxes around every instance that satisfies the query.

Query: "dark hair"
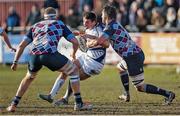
[103,5,117,20]
[83,11,97,22]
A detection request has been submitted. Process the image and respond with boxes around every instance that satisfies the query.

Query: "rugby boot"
[164,91,175,105]
[54,98,68,106]
[39,94,53,103]
[74,102,93,111]
[6,104,16,112]
[118,94,130,102]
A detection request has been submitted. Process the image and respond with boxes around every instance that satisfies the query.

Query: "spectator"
[154,0,164,7]
[136,9,147,32]
[5,6,20,34]
[118,4,129,27]
[143,0,157,25]
[79,0,94,14]
[151,8,165,28]
[127,1,139,32]
[66,7,80,28]
[25,4,41,26]
[164,7,177,28]
[107,0,119,9]
[135,0,145,8]
[161,0,179,17]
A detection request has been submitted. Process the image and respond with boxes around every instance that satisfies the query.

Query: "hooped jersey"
[85,25,106,64]
[101,20,142,58]
[24,20,75,55]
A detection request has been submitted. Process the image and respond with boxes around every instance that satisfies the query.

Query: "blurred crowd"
[2,0,180,33]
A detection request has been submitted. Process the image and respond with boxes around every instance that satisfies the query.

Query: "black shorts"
[28,52,68,72]
[124,51,145,76]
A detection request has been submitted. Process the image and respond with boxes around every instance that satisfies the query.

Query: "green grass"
[0,65,180,115]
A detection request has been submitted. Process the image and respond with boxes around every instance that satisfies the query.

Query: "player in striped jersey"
[87,5,175,105]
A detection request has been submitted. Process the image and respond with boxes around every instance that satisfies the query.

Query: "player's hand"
[70,53,76,61]
[87,39,98,48]
[10,47,16,52]
[11,62,17,71]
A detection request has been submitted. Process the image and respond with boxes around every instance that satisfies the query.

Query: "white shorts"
[78,54,104,76]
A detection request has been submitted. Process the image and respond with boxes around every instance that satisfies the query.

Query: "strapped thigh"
[130,73,144,87]
[58,60,76,75]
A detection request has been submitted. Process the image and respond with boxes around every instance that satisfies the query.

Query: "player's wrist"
[13,60,18,64]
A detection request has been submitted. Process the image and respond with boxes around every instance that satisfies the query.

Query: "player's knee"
[62,61,79,76]
[117,60,127,73]
[131,73,144,92]
[135,85,144,92]
[26,71,37,79]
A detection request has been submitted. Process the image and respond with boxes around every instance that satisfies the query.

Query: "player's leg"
[7,55,42,112]
[54,67,91,106]
[39,58,86,103]
[116,60,130,102]
[43,52,92,110]
[131,73,175,105]
[127,51,175,105]
[39,73,68,103]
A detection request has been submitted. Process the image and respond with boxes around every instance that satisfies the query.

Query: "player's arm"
[11,28,33,71]
[0,29,16,52]
[11,40,29,71]
[86,33,110,48]
[87,37,110,48]
[63,25,79,59]
[69,38,79,60]
[87,25,113,48]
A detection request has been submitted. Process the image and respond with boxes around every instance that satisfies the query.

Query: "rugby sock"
[144,84,170,97]
[50,78,65,98]
[63,80,73,100]
[120,71,129,95]
[11,96,21,106]
[74,93,83,104]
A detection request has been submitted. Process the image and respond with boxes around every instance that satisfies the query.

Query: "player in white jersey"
[39,11,109,105]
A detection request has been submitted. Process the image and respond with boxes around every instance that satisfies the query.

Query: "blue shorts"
[28,52,68,72]
[124,51,145,76]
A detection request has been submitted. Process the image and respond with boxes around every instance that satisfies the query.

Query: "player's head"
[83,11,97,29]
[44,7,57,19]
[102,5,116,24]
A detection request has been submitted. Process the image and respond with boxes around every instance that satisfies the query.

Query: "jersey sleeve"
[23,27,33,44]
[62,25,76,41]
[101,25,114,39]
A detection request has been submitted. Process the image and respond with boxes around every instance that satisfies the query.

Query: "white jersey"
[85,26,106,64]
[78,25,106,76]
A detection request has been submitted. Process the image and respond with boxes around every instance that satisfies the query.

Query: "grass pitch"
[0,65,180,115]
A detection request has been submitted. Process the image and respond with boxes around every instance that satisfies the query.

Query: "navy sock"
[120,71,129,95]
[145,84,170,97]
[11,96,21,106]
[74,93,83,104]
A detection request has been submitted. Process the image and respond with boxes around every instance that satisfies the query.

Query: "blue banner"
[2,35,30,64]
